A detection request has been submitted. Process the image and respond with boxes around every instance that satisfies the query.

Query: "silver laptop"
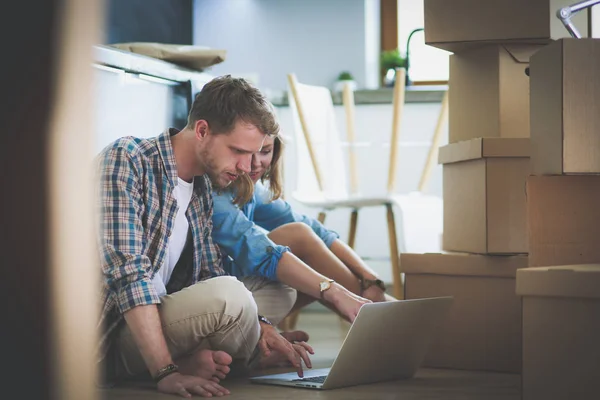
[250,296,453,390]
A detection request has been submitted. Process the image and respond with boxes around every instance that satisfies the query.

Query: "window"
[397,0,450,83]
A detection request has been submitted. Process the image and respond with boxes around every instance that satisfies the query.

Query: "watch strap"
[258,314,273,325]
[153,363,179,383]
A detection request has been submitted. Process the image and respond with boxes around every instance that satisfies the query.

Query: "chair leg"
[348,209,358,249]
[385,203,403,300]
[278,309,301,331]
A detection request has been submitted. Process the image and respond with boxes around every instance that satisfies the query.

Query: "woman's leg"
[267,222,384,315]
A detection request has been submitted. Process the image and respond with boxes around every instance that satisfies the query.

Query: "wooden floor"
[101,313,520,400]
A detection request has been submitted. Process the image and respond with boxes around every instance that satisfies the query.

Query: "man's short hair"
[187,75,280,137]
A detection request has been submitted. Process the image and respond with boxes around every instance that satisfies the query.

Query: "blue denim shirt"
[212,182,339,280]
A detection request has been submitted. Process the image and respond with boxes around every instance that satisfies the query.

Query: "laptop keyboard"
[292,375,327,383]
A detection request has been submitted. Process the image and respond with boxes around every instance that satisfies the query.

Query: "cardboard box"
[530,39,600,174]
[110,43,226,71]
[424,0,589,52]
[449,44,542,143]
[403,252,527,373]
[517,265,600,400]
[439,138,530,254]
[527,175,600,267]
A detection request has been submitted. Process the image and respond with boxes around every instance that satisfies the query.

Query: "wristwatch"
[258,314,273,325]
[359,277,386,294]
[319,279,335,300]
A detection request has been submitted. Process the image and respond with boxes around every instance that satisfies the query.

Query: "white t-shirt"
[152,177,194,297]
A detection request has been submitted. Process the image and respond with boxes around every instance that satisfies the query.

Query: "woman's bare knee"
[268,222,320,254]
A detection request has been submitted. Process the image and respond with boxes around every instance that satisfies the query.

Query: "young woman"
[212,135,393,326]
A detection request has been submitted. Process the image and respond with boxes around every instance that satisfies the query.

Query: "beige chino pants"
[241,276,297,327]
[114,276,261,378]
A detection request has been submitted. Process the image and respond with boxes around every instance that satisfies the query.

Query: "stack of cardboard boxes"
[516,38,600,399]
[401,0,589,375]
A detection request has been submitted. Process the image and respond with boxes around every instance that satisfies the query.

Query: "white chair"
[287,72,404,299]
[341,72,445,257]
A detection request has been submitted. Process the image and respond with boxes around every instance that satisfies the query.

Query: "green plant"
[380,49,406,71]
[337,71,354,81]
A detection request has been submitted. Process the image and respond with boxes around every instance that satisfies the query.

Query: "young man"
[97,76,311,398]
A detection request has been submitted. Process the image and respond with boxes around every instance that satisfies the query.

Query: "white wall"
[193,0,379,92]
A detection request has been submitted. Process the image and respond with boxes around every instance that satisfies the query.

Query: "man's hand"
[157,372,230,398]
[258,323,314,377]
[280,330,309,343]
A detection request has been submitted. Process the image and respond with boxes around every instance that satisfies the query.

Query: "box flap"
[401,252,528,278]
[438,138,530,164]
[428,38,551,54]
[502,44,546,63]
[424,0,554,49]
[110,43,226,71]
[516,264,600,299]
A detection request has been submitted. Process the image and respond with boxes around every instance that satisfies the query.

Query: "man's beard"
[199,147,230,189]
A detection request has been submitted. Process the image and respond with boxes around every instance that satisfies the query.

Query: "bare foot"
[178,349,233,382]
[361,285,387,302]
[280,330,309,343]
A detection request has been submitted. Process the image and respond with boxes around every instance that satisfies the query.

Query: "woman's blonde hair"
[228,173,254,206]
[260,135,284,201]
[227,135,285,206]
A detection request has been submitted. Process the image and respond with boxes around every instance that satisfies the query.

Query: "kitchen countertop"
[270,85,447,106]
[93,45,446,106]
[93,44,214,91]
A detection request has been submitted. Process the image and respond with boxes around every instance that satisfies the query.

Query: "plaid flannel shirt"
[96,129,226,372]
